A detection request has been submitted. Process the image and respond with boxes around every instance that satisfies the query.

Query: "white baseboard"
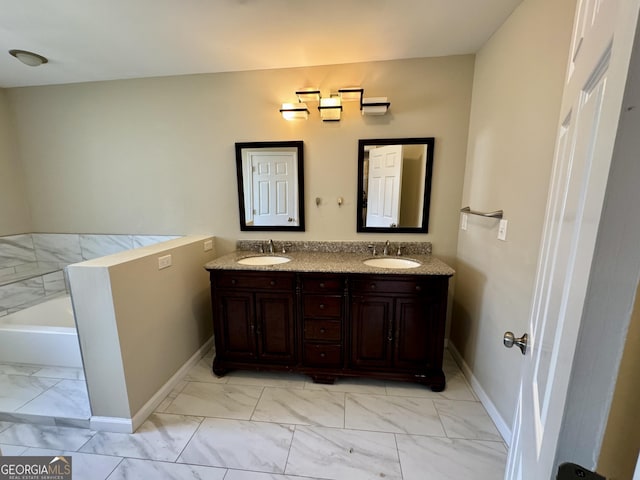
[90,337,213,433]
[89,416,133,433]
[447,341,512,445]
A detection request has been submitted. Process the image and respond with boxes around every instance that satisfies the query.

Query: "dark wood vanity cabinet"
[350,275,447,390]
[299,275,346,383]
[209,269,448,390]
[211,271,296,375]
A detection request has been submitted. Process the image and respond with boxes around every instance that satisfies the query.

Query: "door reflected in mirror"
[235,141,305,231]
[357,138,434,233]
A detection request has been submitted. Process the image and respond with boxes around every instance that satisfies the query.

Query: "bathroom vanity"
[205,242,454,391]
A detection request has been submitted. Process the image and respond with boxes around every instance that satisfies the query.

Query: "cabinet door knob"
[370,283,376,289]
[231,279,237,285]
[415,285,422,291]
[319,282,325,288]
[270,281,275,286]
[320,328,326,334]
[320,352,326,358]
[319,304,325,309]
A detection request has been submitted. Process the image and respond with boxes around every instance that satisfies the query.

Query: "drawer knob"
[319,282,325,288]
[320,352,326,358]
[319,304,325,309]
[270,281,276,286]
[231,279,237,285]
[415,285,422,291]
[320,328,326,334]
[370,283,376,289]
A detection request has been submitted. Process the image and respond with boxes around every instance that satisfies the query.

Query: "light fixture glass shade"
[318,97,342,122]
[361,97,390,115]
[295,88,321,103]
[338,87,364,102]
[280,103,310,120]
[9,49,48,67]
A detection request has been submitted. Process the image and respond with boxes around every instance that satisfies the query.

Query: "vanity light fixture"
[279,86,389,120]
[280,103,310,120]
[361,97,391,116]
[295,88,321,103]
[318,96,342,122]
[9,49,48,67]
[338,87,364,102]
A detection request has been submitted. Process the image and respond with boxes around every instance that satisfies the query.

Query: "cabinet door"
[255,293,296,363]
[393,296,434,370]
[216,291,257,361]
[350,295,394,368]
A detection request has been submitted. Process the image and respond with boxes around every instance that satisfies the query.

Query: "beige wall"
[0,89,31,235]
[6,56,474,262]
[597,282,640,480]
[450,0,576,430]
[68,236,215,421]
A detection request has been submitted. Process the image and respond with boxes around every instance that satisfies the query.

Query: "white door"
[506,1,639,478]
[248,150,298,226]
[366,144,403,227]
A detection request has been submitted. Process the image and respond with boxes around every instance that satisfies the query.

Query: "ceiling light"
[9,49,48,67]
[295,88,321,103]
[318,97,342,122]
[280,103,310,120]
[361,97,390,116]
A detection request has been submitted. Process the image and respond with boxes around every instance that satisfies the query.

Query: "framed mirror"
[235,141,305,231]
[357,137,434,233]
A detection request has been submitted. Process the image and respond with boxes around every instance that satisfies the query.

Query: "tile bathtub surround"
[0,348,507,479]
[0,277,46,310]
[78,234,135,259]
[0,235,37,269]
[0,233,181,315]
[32,234,83,265]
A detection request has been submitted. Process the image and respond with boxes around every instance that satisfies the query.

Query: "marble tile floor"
[0,349,508,479]
[0,362,90,428]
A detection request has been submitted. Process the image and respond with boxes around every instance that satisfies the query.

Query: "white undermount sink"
[363,257,421,269]
[236,255,291,266]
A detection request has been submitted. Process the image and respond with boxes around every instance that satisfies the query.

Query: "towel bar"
[460,206,504,219]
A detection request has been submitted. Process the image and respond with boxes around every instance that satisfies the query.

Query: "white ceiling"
[0,0,523,88]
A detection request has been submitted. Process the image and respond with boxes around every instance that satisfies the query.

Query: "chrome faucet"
[383,240,391,256]
[267,239,275,254]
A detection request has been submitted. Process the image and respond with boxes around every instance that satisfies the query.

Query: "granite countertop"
[204,249,455,277]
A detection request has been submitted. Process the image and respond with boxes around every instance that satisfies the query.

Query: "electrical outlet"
[158,254,172,269]
[498,219,508,241]
[461,213,468,231]
[204,240,213,251]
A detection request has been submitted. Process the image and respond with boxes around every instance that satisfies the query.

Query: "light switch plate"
[498,219,508,241]
[461,213,468,231]
[158,254,172,269]
[204,240,213,251]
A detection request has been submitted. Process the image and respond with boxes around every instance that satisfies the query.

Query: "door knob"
[503,331,528,355]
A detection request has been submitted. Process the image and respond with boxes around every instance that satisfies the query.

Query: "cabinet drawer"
[300,276,344,293]
[304,319,341,341]
[351,276,437,294]
[214,272,294,290]
[303,343,342,366]
[303,295,342,317]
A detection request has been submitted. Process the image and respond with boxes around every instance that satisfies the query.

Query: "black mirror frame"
[235,141,305,232]
[356,137,435,233]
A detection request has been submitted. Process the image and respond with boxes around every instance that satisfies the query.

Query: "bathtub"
[0,295,82,368]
